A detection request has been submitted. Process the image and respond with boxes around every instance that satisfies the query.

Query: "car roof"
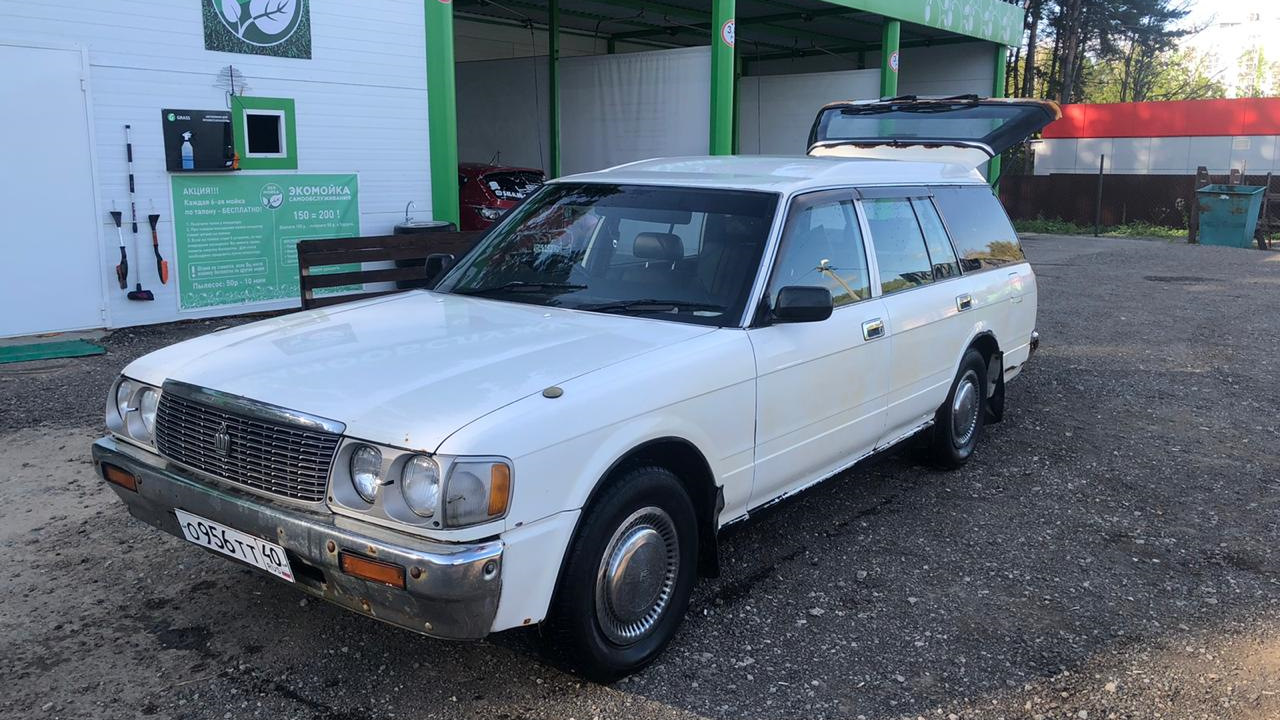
[555,155,986,194]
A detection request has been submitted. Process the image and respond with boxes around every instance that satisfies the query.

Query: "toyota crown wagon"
[94,98,1058,680]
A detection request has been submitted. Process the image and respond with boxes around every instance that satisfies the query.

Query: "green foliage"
[1011,0,1226,104]
[1235,47,1280,99]
[1014,217,1188,239]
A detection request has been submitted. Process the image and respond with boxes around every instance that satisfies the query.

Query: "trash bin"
[1194,184,1265,248]
[393,219,456,289]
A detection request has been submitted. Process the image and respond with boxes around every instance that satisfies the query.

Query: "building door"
[0,43,103,338]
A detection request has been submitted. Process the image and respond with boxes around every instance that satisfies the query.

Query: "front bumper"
[92,436,502,640]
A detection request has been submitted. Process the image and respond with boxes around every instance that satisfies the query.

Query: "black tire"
[928,348,988,469]
[540,465,699,683]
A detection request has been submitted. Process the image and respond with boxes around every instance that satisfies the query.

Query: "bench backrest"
[297,232,481,309]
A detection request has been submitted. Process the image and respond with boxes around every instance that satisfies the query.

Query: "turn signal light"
[338,551,406,589]
[102,464,138,492]
[488,463,511,516]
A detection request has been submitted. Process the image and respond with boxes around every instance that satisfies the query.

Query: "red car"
[458,163,545,231]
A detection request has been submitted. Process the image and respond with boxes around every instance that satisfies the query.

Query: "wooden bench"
[297,232,481,310]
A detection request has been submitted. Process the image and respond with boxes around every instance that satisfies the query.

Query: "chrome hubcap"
[595,506,679,645]
[951,372,980,448]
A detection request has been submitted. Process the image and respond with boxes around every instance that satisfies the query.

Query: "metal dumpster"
[1194,184,1265,248]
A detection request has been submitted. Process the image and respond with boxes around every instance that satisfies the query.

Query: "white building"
[1,0,1021,339]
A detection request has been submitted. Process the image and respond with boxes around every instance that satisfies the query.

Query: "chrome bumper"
[92,436,502,640]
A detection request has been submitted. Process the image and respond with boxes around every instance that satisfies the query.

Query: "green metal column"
[709,0,735,155]
[549,0,562,177]
[879,19,900,98]
[988,43,1009,187]
[425,0,458,226]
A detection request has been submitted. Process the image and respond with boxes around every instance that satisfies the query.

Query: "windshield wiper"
[455,281,587,296]
[579,299,725,315]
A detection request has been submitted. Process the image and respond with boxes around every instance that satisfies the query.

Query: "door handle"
[956,293,973,311]
[862,318,885,341]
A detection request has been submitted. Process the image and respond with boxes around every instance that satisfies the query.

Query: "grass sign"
[203,0,311,59]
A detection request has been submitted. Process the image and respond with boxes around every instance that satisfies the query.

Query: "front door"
[748,189,891,508]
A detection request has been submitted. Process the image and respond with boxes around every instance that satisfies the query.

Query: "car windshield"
[435,183,778,327]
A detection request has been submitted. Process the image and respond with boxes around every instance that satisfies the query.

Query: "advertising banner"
[203,0,312,59]
[171,174,359,310]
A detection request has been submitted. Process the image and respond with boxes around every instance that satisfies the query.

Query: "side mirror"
[425,253,456,286]
[773,286,833,323]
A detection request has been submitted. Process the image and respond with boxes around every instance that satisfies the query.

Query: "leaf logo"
[214,0,303,47]
[260,183,285,209]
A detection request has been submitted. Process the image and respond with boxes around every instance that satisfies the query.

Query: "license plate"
[174,509,294,582]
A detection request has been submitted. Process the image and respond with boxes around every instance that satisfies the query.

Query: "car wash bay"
[432,0,1023,226]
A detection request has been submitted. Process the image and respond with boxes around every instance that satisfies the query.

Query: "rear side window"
[911,198,961,280]
[931,185,1025,271]
[863,198,933,295]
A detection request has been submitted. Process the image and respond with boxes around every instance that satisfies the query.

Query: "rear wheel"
[540,465,698,682]
[928,348,988,469]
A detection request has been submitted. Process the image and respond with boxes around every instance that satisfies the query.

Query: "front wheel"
[928,348,988,469]
[540,465,698,682]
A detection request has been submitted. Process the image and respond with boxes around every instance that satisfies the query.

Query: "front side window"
[931,185,1025,271]
[863,198,933,295]
[435,183,777,326]
[766,190,870,308]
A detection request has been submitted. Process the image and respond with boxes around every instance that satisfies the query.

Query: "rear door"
[858,188,974,446]
[806,97,1061,168]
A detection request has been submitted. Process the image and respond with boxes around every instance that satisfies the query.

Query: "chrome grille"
[155,391,340,502]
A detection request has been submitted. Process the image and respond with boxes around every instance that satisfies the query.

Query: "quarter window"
[931,185,1025,271]
[767,191,870,308]
[911,198,961,279]
[863,198,933,295]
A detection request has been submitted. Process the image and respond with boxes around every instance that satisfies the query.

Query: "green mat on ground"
[0,339,106,364]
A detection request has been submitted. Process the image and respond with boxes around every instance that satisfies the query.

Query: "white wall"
[454,18,656,62]
[745,42,996,99]
[457,57,552,172]
[560,46,711,174]
[0,0,431,331]
[459,46,712,177]
[738,69,881,155]
[1034,136,1280,175]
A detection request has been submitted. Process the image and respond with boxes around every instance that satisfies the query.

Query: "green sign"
[172,174,359,310]
[203,0,312,59]
[823,0,1024,47]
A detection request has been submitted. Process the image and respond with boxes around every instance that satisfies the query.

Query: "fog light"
[338,551,405,589]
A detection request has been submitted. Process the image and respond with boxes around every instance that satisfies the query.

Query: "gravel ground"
[2,234,1278,719]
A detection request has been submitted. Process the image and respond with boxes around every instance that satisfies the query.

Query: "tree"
[1236,46,1278,98]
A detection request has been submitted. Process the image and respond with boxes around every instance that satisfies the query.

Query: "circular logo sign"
[888,50,900,73]
[214,0,304,48]
[167,112,177,122]
[721,19,735,48]
[260,183,285,210]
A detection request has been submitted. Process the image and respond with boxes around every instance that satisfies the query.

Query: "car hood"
[124,292,715,451]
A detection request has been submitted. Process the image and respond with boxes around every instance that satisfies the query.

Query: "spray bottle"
[181,131,194,170]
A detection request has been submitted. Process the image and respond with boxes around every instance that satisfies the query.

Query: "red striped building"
[1033,98,1280,176]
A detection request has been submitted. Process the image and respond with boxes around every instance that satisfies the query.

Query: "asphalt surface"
[2,234,1278,719]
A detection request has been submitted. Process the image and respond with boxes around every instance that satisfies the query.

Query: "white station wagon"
[95,98,1057,680]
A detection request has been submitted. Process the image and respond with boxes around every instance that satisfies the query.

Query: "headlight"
[115,379,136,420]
[138,388,160,436]
[400,455,441,517]
[478,207,503,220]
[444,460,511,527]
[350,445,383,503]
[108,377,162,446]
